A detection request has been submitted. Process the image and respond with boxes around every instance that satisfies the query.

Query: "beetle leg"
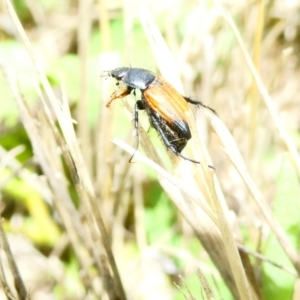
[183,96,218,116]
[129,100,145,162]
[106,87,133,108]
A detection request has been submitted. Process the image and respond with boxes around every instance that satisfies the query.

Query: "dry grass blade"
[135,5,257,300]
[294,279,300,300]
[175,275,196,300]
[192,109,256,300]
[0,220,27,300]
[3,0,127,298]
[0,146,27,190]
[77,0,93,173]
[0,60,95,293]
[237,243,297,277]
[210,0,300,277]
[209,113,300,275]
[113,138,256,299]
[197,268,215,300]
[249,0,265,154]
[137,2,184,91]
[0,246,14,299]
[112,138,216,224]
[215,1,300,179]
[208,172,254,300]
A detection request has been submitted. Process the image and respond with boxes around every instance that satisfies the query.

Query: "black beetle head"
[110,67,130,81]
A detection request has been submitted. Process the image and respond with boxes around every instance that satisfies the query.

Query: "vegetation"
[0,0,299,299]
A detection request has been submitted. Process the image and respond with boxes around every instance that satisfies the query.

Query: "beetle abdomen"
[148,109,190,153]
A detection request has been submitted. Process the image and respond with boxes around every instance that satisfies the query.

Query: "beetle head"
[110,67,130,81]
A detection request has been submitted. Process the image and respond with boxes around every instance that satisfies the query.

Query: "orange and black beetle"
[105,67,216,163]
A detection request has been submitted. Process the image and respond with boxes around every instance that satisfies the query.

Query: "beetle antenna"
[100,70,111,78]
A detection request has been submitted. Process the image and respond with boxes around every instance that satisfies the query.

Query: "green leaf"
[262,155,300,300]
[145,191,175,243]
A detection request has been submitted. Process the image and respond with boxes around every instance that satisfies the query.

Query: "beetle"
[105,67,216,164]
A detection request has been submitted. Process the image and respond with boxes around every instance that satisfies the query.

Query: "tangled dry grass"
[0,0,299,299]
